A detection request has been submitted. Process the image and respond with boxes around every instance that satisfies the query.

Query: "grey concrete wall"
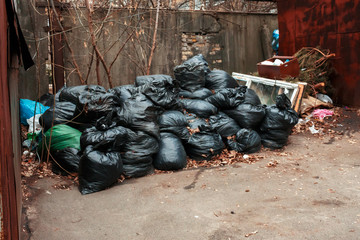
[61,9,278,88]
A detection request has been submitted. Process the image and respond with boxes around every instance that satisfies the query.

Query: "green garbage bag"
[40,124,82,152]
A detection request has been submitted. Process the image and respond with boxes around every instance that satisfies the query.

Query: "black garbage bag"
[116,92,162,139]
[80,126,131,151]
[243,88,261,105]
[153,132,187,171]
[123,163,154,178]
[94,110,118,131]
[186,126,224,160]
[108,84,135,103]
[185,113,209,130]
[74,92,122,124]
[59,85,106,104]
[38,93,55,107]
[55,85,66,102]
[179,88,213,100]
[275,93,292,110]
[51,148,80,175]
[209,112,241,137]
[205,87,247,110]
[39,101,76,132]
[158,111,190,141]
[226,129,261,153]
[205,70,239,90]
[122,131,159,178]
[138,82,180,110]
[260,94,299,149]
[223,103,266,129]
[135,74,176,87]
[78,145,123,195]
[174,54,210,92]
[181,99,217,118]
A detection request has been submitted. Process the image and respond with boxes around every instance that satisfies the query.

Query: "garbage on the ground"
[27,114,43,135]
[316,93,333,104]
[153,132,187,170]
[38,93,55,107]
[300,96,333,116]
[186,126,225,161]
[39,101,76,132]
[136,74,180,109]
[259,94,299,149]
[181,98,218,118]
[312,109,334,121]
[59,85,106,104]
[78,145,123,195]
[174,54,210,92]
[24,54,301,195]
[39,125,82,175]
[185,113,209,130]
[308,124,320,134]
[116,92,162,139]
[205,87,246,109]
[121,130,159,178]
[107,84,134,103]
[179,88,213,99]
[158,110,190,141]
[223,103,266,129]
[20,99,50,125]
[205,70,239,90]
[209,112,241,137]
[226,129,261,154]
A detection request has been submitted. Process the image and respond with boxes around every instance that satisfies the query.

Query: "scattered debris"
[245,230,258,237]
[267,161,278,167]
[312,109,334,121]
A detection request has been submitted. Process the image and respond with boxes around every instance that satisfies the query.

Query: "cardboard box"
[257,56,300,79]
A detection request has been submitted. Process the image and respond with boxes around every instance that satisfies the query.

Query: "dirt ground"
[21,108,360,240]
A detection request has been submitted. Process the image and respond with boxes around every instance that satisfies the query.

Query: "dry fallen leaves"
[267,161,279,168]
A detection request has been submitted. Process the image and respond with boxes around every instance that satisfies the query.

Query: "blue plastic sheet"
[20,99,49,125]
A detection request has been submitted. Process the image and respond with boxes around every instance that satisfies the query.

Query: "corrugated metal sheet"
[277,0,360,106]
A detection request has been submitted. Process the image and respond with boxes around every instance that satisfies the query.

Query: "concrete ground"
[23,110,360,240]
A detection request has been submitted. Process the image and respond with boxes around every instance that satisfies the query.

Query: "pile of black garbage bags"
[38,54,299,195]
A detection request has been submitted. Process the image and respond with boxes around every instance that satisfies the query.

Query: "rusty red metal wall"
[277,0,360,107]
[0,0,20,239]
